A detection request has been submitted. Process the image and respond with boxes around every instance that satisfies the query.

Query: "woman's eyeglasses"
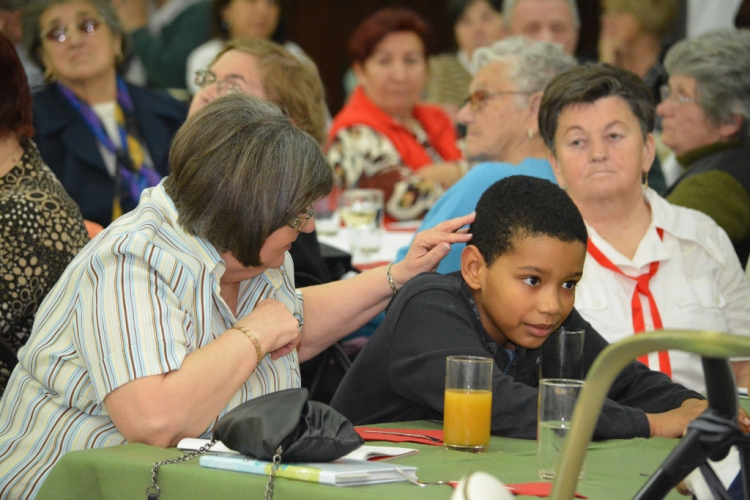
[659,85,697,106]
[194,69,243,96]
[289,206,315,233]
[42,17,101,43]
[464,88,530,112]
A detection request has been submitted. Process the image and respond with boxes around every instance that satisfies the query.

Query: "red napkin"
[355,427,444,446]
[443,481,585,498]
[506,483,587,498]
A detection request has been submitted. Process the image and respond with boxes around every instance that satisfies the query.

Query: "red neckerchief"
[586,228,672,377]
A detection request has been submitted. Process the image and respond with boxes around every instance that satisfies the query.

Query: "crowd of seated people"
[1,1,750,497]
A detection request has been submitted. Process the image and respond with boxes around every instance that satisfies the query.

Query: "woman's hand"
[234,299,301,361]
[738,406,750,434]
[389,212,475,288]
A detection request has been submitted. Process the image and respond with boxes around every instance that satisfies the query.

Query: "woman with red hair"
[327,8,466,221]
[0,31,89,396]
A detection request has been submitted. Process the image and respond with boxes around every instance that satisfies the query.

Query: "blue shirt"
[396,158,557,273]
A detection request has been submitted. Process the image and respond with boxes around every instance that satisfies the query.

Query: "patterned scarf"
[57,78,161,220]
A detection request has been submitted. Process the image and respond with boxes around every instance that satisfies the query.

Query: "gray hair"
[471,36,578,95]
[164,94,333,267]
[502,0,580,29]
[21,0,128,71]
[664,29,750,140]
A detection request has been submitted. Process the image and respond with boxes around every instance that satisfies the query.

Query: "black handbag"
[212,387,363,461]
[146,388,363,500]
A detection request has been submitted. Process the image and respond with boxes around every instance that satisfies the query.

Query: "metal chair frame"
[551,330,750,500]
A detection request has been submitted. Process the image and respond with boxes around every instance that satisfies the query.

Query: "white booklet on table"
[197,454,418,487]
[177,438,419,461]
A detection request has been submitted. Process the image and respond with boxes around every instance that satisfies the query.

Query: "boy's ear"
[461,245,485,291]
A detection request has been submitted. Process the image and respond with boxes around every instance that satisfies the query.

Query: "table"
[36,421,687,500]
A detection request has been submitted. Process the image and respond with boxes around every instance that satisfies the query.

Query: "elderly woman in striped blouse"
[0,94,472,499]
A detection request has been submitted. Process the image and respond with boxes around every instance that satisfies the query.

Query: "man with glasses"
[396,37,576,273]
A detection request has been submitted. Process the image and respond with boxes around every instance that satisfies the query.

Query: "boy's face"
[462,235,585,350]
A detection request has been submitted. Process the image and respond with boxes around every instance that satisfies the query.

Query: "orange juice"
[443,389,492,449]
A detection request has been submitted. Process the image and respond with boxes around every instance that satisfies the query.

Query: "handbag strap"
[265,446,283,500]
[144,441,284,500]
[146,439,217,500]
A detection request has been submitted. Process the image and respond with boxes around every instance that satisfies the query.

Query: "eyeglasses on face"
[194,69,243,96]
[659,85,697,106]
[288,206,315,232]
[42,17,101,43]
[464,88,530,112]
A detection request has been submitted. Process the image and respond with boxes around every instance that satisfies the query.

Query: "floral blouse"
[0,139,89,395]
[327,123,447,221]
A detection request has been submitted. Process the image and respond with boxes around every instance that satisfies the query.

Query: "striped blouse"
[0,183,302,499]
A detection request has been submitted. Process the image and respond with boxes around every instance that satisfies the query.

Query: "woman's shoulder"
[651,190,738,262]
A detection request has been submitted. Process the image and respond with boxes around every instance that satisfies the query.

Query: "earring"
[527,129,534,139]
[221,19,231,31]
[642,171,649,189]
[43,67,56,83]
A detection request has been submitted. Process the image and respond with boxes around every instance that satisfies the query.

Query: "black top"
[331,272,703,440]
[32,83,187,227]
[0,139,89,395]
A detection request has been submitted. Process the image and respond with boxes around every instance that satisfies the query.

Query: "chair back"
[550,330,750,499]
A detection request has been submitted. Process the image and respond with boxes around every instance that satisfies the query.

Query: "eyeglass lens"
[43,17,100,43]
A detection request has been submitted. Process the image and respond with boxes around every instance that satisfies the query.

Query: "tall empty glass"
[539,327,585,380]
[443,355,493,452]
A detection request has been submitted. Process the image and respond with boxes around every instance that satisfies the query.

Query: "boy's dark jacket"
[331,272,703,440]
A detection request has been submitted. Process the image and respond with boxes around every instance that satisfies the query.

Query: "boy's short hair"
[469,175,587,265]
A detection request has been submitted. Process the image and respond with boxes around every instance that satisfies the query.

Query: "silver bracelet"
[386,263,398,294]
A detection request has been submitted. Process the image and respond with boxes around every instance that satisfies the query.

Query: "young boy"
[331,175,705,440]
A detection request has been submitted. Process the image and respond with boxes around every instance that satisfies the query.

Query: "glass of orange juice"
[443,355,493,452]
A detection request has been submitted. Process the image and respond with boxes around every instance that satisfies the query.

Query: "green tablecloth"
[36,421,687,500]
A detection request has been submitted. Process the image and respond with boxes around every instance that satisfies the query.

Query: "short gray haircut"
[664,29,750,140]
[502,0,580,29]
[472,36,578,96]
[22,0,128,71]
[164,94,333,267]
